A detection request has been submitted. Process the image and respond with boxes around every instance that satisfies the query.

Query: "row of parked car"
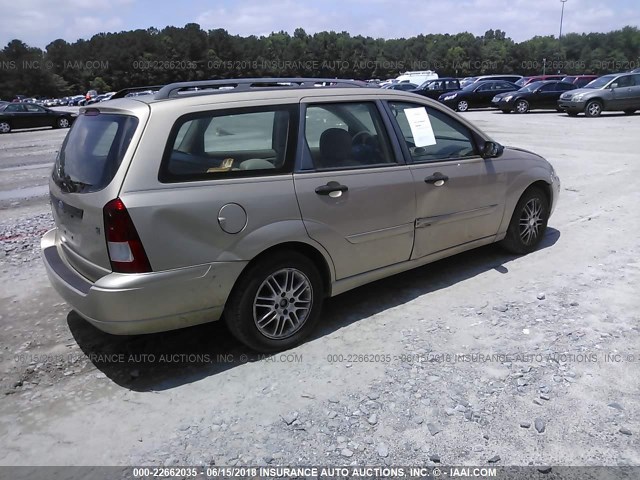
[7,91,116,107]
[0,87,167,133]
[2,70,639,134]
[386,71,640,117]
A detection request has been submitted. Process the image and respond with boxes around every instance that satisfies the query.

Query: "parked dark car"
[409,78,461,99]
[492,80,576,113]
[561,75,599,88]
[383,82,419,91]
[463,75,522,88]
[558,72,640,117]
[515,75,566,87]
[438,80,519,111]
[68,95,85,106]
[0,103,76,133]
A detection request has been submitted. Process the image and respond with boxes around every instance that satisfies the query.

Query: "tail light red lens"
[103,198,151,273]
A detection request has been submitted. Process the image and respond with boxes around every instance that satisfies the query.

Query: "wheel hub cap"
[253,268,312,340]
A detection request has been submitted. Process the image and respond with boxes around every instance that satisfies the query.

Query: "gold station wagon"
[41,78,560,352]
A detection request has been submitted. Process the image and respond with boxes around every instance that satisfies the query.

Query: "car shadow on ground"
[491,110,565,115]
[489,110,638,117]
[3,127,67,135]
[68,228,560,392]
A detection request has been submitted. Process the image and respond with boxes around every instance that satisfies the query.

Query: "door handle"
[424,172,449,186]
[315,181,349,197]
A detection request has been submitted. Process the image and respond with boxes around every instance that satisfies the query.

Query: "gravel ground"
[0,110,638,469]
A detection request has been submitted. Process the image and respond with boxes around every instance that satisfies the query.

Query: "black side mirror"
[482,141,504,159]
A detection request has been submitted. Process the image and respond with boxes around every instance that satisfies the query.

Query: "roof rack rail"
[154,78,364,100]
[111,85,164,100]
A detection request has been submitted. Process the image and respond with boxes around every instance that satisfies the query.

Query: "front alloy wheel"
[457,100,469,112]
[585,100,602,117]
[500,187,549,255]
[518,198,544,246]
[0,121,11,133]
[56,117,70,128]
[515,100,529,114]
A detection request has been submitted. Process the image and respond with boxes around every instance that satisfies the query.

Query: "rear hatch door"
[49,102,149,281]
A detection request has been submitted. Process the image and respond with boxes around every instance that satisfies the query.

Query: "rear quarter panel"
[120,98,334,274]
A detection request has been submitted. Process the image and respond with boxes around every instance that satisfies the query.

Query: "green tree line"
[0,24,639,98]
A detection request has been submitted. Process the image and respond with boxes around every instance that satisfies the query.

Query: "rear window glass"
[53,113,138,193]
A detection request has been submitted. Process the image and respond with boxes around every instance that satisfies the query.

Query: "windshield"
[584,75,615,89]
[53,113,139,193]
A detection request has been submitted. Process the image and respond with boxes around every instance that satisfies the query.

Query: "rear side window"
[161,106,294,182]
[53,113,138,193]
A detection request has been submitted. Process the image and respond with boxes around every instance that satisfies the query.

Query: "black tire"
[567,111,579,117]
[515,99,529,114]
[56,117,70,129]
[499,187,550,255]
[224,251,324,352]
[500,109,511,114]
[0,121,11,134]
[624,109,636,115]
[584,100,602,117]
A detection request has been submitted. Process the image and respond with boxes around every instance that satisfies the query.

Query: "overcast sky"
[1,0,638,49]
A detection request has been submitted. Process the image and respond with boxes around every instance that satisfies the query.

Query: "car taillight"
[103,198,151,273]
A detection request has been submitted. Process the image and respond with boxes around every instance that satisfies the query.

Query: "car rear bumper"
[41,228,247,335]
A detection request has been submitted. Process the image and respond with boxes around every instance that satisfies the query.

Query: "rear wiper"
[59,173,92,193]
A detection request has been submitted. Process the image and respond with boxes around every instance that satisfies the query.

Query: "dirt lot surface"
[0,110,638,468]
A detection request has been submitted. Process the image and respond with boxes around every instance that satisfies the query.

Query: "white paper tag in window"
[404,107,437,147]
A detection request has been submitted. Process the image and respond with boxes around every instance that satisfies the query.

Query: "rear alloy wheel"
[456,100,469,112]
[56,117,70,128]
[623,109,636,115]
[515,99,529,114]
[224,251,324,352]
[585,100,602,117]
[0,121,11,133]
[500,187,549,255]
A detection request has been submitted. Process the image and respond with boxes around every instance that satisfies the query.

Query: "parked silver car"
[557,72,640,117]
[41,78,560,352]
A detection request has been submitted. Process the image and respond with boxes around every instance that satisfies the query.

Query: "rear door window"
[53,113,139,193]
[162,105,295,181]
[304,102,395,170]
